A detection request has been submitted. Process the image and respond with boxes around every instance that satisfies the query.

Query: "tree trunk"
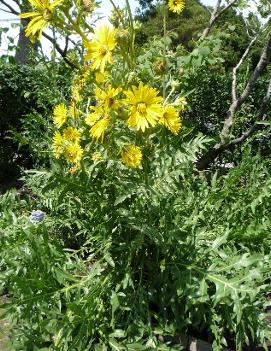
[15,18,38,64]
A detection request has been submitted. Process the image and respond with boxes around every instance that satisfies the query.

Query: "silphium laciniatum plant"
[3,0,270,350]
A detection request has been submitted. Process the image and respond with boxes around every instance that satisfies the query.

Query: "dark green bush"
[0,62,72,182]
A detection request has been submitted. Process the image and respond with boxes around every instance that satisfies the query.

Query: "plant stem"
[108,0,126,28]
[162,1,167,101]
[125,0,135,58]
[63,9,88,42]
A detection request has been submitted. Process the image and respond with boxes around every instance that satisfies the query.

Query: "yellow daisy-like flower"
[90,118,109,142]
[95,72,107,84]
[168,0,185,14]
[124,83,163,132]
[95,85,122,111]
[84,25,117,72]
[64,143,83,164]
[159,105,182,135]
[20,0,62,39]
[63,127,81,143]
[53,103,67,129]
[85,107,103,126]
[52,131,64,159]
[121,145,142,168]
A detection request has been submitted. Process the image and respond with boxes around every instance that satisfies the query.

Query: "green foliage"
[135,0,255,69]
[1,0,271,349]
[135,0,209,49]
[1,140,271,350]
[0,61,71,181]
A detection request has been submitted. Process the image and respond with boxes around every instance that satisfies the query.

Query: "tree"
[135,0,210,49]
[194,0,271,169]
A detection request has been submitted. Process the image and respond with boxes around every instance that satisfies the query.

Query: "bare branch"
[232,35,258,102]
[67,36,83,56]
[0,1,77,69]
[196,78,271,170]
[221,33,271,141]
[200,0,238,40]
[0,0,19,15]
[63,35,69,56]
[42,31,78,69]
[218,0,238,18]
[0,7,15,14]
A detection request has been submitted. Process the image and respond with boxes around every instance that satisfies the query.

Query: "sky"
[0,0,243,57]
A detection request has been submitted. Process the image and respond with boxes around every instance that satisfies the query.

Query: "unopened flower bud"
[116,29,130,47]
[82,0,93,11]
[171,80,180,91]
[153,59,168,75]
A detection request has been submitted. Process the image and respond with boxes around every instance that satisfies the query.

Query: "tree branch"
[196,77,271,170]
[200,0,238,40]
[42,31,78,69]
[0,0,19,15]
[232,34,258,102]
[221,33,271,142]
[0,1,78,69]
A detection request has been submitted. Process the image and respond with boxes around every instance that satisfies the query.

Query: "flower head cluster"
[52,81,186,170]
[52,104,83,171]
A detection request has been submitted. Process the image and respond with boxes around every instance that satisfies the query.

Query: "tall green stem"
[125,0,135,58]
[162,1,167,101]
[63,9,88,42]
[108,0,126,28]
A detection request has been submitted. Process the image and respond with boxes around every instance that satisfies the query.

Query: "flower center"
[108,97,114,107]
[99,46,108,56]
[137,102,147,114]
[163,112,169,119]
[43,8,51,20]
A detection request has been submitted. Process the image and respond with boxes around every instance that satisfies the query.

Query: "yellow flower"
[121,145,142,168]
[95,85,122,111]
[95,72,107,83]
[53,104,67,128]
[85,107,102,126]
[84,25,117,72]
[92,151,103,162]
[52,131,64,159]
[168,0,185,14]
[64,143,83,164]
[90,118,109,142]
[20,0,62,39]
[159,105,182,135]
[124,83,163,132]
[69,165,80,174]
[63,127,81,143]
[71,84,81,103]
